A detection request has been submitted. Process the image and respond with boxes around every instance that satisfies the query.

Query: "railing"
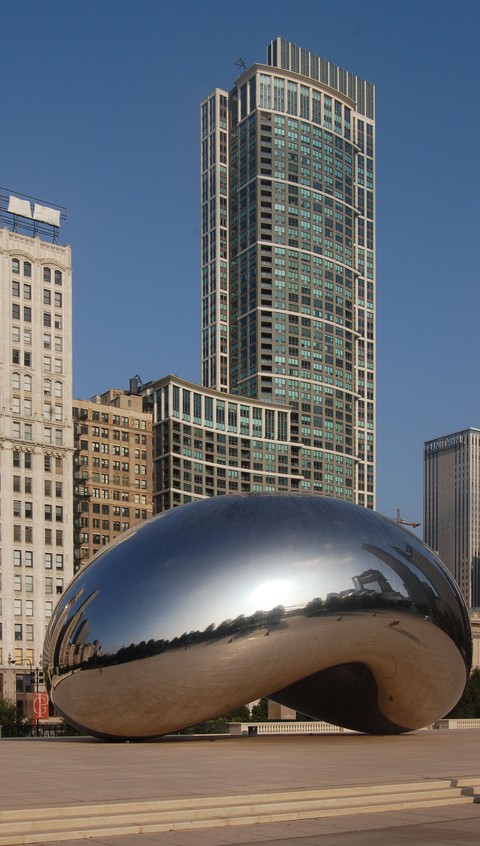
[433,718,480,730]
[0,722,82,738]
[228,721,356,735]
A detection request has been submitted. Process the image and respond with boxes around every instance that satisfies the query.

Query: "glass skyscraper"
[201,38,375,507]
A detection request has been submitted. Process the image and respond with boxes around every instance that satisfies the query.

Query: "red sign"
[34,692,49,720]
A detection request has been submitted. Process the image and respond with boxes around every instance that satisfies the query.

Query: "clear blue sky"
[2,0,479,528]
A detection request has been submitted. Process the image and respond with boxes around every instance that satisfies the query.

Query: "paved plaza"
[0,729,479,845]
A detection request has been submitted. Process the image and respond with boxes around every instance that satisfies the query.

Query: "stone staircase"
[0,776,478,845]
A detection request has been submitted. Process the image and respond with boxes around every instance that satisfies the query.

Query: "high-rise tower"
[424,428,480,608]
[0,189,73,713]
[201,38,375,507]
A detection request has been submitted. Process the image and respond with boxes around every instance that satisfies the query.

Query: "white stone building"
[0,192,73,714]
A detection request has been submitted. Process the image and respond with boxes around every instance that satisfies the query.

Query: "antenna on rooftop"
[234,58,247,73]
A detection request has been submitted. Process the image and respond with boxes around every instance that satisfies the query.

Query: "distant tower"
[0,189,73,713]
[201,38,376,507]
[424,428,480,608]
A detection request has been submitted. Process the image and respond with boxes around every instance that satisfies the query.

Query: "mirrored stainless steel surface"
[43,495,472,739]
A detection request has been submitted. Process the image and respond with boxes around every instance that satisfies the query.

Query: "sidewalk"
[1,729,479,845]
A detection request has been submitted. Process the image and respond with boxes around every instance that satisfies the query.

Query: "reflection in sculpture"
[43,495,472,739]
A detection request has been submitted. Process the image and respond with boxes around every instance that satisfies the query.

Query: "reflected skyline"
[44,494,472,739]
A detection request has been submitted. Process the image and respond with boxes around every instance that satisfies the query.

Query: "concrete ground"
[1,729,479,845]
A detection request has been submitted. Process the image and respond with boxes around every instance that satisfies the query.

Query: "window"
[12,258,20,274]
[12,280,20,297]
[43,267,51,282]
[25,551,33,568]
[54,270,62,285]
[14,550,22,567]
[43,289,51,305]
[45,553,53,569]
[15,623,23,640]
[23,306,31,322]
[54,292,62,307]
[23,261,31,277]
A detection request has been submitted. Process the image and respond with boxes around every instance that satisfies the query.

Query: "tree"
[224,704,250,722]
[251,698,269,722]
[0,698,21,726]
[447,668,480,718]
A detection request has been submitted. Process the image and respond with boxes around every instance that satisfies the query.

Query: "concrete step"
[0,777,479,845]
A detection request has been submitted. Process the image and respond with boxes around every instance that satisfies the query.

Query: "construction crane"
[396,508,420,528]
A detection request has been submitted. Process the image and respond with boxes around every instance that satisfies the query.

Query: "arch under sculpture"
[44,495,472,739]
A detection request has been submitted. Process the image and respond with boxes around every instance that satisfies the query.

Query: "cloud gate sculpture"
[44,495,472,739]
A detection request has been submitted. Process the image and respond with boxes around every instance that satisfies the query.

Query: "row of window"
[12,260,63,285]
[10,525,64,546]
[12,280,63,307]
[11,550,64,569]
[12,452,64,474]
[12,303,63,328]
[73,407,148,430]
[10,420,64,445]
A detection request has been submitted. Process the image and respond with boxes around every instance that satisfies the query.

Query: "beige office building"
[142,375,303,513]
[73,385,153,567]
[0,191,73,712]
[424,428,480,609]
